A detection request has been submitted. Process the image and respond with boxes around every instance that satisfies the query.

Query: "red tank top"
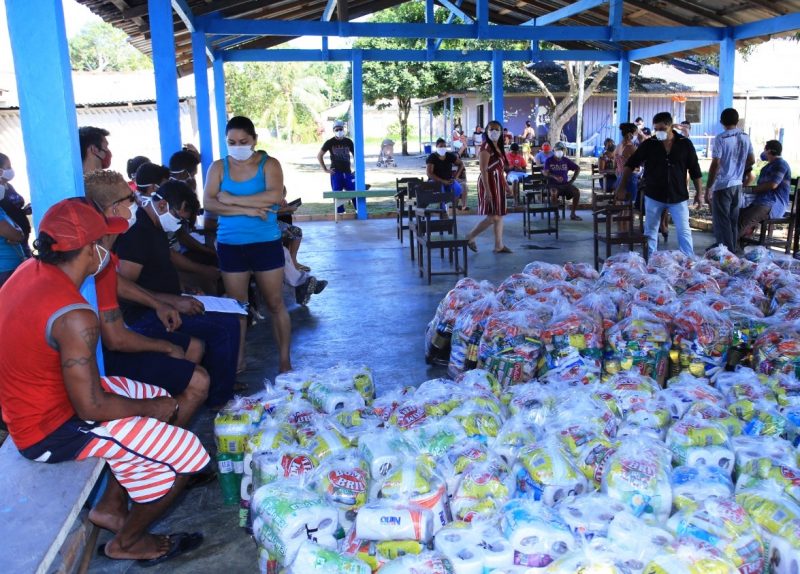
[0,259,95,449]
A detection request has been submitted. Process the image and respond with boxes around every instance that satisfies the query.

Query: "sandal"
[493,246,513,254]
[570,215,583,221]
[296,264,311,272]
[97,532,204,567]
[467,240,478,253]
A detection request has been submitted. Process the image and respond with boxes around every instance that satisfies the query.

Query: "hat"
[510,143,520,152]
[135,162,169,187]
[554,142,566,150]
[333,120,345,129]
[39,199,128,252]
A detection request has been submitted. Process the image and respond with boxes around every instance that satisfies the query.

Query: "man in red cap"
[0,198,209,565]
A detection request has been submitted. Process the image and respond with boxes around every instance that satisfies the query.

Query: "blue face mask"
[760,151,770,161]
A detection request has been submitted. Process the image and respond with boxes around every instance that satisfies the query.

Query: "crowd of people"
[0,115,336,565]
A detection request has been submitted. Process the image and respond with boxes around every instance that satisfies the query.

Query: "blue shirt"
[710,128,753,192]
[217,154,281,245]
[0,207,25,273]
[754,157,792,219]
[534,150,553,165]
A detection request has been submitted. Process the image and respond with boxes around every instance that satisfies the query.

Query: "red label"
[328,469,367,492]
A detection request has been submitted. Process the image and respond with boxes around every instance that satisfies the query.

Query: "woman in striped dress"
[466,120,513,253]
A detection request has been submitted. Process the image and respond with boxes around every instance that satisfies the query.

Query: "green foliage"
[225,62,337,144]
[68,21,151,72]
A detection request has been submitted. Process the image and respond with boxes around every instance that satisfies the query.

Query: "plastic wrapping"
[426,279,495,364]
[307,451,370,528]
[642,538,739,573]
[575,291,620,331]
[455,369,502,397]
[670,465,734,511]
[672,300,734,376]
[556,492,627,540]
[288,541,371,574]
[449,294,505,378]
[516,438,589,506]
[564,261,600,281]
[542,302,604,377]
[753,321,800,378]
[604,305,671,379]
[452,457,515,521]
[497,273,544,307]
[499,499,575,568]
[665,415,732,469]
[477,309,547,386]
[522,261,568,282]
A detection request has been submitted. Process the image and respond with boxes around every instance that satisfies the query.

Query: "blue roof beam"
[628,40,718,61]
[732,13,800,40]
[321,0,337,21]
[433,0,467,51]
[221,48,618,63]
[171,0,214,61]
[523,0,608,27]
[438,0,473,23]
[196,18,725,42]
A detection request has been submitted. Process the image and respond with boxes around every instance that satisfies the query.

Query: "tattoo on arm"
[102,309,123,324]
[62,356,91,369]
[79,326,100,351]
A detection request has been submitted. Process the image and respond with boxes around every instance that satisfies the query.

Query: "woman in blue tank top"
[203,116,292,372]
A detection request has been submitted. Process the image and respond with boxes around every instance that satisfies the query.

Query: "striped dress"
[477,142,508,216]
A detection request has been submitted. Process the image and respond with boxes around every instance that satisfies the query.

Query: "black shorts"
[553,184,579,200]
[102,331,195,397]
[217,240,285,273]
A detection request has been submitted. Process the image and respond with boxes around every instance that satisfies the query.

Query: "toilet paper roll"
[434,528,481,555]
[670,465,733,510]
[355,502,434,542]
[446,547,485,574]
[607,511,675,558]
[288,540,372,574]
[557,494,627,539]
[253,516,305,565]
[241,474,253,501]
[251,484,338,545]
[410,481,450,532]
[768,534,800,574]
[308,383,366,414]
[358,432,411,479]
[480,538,515,569]
[684,445,735,475]
[500,500,574,566]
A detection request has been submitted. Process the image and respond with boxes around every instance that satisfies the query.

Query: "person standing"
[0,152,32,258]
[317,120,356,214]
[465,121,512,254]
[704,108,755,252]
[78,126,112,173]
[615,123,641,207]
[615,112,703,257]
[738,140,792,241]
[203,116,292,374]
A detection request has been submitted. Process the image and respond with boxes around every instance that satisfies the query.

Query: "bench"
[0,438,104,573]
[322,190,396,222]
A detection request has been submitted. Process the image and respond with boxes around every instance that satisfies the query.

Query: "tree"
[521,60,611,144]
[68,21,151,72]
[356,2,486,155]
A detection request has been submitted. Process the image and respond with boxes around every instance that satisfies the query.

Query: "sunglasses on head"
[112,192,136,206]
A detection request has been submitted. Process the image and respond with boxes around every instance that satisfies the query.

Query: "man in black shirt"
[115,181,240,407]
[426,138,465,209]
[615,111,703,257]
[318,120,356,214]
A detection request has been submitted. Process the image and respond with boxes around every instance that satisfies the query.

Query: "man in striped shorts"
[0,199,209,566]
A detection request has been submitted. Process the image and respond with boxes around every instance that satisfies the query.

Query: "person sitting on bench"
[739,140,792,241]
[0,198,209,565]
[426,138,465,211]
[505,143,528,203]
[543,142,582,221]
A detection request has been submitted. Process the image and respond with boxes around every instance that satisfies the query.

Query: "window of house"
[477,104,484,128]
[612,100,633,125]
[684,100,702,124]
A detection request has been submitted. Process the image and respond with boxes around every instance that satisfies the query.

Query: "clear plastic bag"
[449,293,505,378]
[496,273,544,307]
[523,261,568,282]
[575,291,620,331]
[672,300,734,377]
[542,301,604,376]
[564,261,600,281]
[516,437,589,506]
[670,464,734,511]
[604,305,671,379]
[752,320,800,378]
[477,309,547,386]
[642,537,740,573]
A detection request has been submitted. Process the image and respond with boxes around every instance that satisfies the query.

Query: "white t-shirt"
[711,128,753,192]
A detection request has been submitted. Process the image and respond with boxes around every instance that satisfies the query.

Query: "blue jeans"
[644,196,694,257]
[128,310,241,406]
[331,171,356,214]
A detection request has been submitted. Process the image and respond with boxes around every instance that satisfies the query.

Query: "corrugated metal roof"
[75,0,800,76]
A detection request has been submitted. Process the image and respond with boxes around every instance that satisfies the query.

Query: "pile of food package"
[214,248,800,573]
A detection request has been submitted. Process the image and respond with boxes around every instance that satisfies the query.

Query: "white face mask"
[228,145,254,162]
[124,206,137,229]
[487,130,501,142]
[654,130,669,142]
[554,150,565,158]
[436,147,447,156]
[334,130,344,139]
[158,209,183,233]
[0,168,15,181]
[93,243,110,276]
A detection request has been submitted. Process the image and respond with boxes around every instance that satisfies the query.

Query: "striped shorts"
[77,376,210,503]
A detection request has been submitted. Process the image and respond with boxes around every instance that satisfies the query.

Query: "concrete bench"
[0,438,104,573]
[322,190,396,222]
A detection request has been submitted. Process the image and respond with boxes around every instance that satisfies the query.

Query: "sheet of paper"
[183,295,248,315]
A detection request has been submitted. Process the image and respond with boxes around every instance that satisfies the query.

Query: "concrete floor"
[87,211,718,573]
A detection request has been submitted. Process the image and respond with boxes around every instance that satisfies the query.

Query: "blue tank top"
[218,153,281,245]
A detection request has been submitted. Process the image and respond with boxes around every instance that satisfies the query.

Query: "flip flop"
[493,246,513,254]
[186,471,217,491]
[467,240,478,253]
[296,264,311,272]
[97,532,203,567]
[570,215,583,221]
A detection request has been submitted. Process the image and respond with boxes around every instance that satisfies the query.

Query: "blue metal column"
[718,29,736,112]
[616,52,630,123]
[5,0,101,363]
[213,58,228,157]
[192,31,214,180]
[492,51,505,124]
[149,0,182,163]
[352,49,367,220]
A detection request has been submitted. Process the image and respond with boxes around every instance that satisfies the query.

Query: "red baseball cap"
[39,198,128,252]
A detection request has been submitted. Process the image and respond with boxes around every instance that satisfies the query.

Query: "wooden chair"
[593,198,649,270]
[743,176,799,254]
[407,179,423,260]
[522,174,558,238]
[414,182,468,284]
[396,177,422,245]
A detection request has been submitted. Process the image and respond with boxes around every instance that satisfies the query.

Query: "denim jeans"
[711,184,741,252]
[644,196,694,257]
[129,309,240,406]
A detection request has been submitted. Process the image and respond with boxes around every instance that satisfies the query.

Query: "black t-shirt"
[625,133,702,204]
[426,152,460,181]
[321,137,355,173]
[114,207,181,324]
